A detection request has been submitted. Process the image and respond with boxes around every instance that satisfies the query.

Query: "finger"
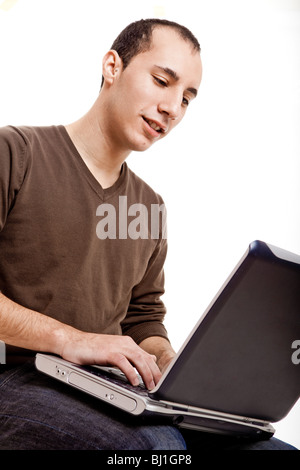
[111,350,160,390]
[111,353,142,387]
[130,353,162,390]
[99,336,161,389]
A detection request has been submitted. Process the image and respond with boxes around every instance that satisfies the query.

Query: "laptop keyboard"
[82,365,149,397]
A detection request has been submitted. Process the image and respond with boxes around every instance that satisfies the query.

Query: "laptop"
[35,240,300,439]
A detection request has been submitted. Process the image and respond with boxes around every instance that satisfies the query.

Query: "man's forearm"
[0,292,75,355]
[0,293,164,390]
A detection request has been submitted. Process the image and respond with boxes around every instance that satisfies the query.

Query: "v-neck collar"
[59,125,128,202]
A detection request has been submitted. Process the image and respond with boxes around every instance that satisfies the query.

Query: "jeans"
[0,360,297,450]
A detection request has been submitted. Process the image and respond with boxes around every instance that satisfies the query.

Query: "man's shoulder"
[0,126,30,158]
[0,125,62,145]
[0,125,26,143]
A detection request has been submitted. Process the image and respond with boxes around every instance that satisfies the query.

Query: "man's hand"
[139,336,176,374]
[60,332,162,390]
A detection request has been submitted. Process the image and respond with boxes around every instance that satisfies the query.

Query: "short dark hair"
[101,18,200,88]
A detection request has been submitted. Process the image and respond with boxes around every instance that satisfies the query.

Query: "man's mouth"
[142,116,165,134]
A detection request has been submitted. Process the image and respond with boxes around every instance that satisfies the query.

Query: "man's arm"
[0,292,161,390]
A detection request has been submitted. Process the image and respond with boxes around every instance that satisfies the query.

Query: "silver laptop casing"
[35,353,275,437]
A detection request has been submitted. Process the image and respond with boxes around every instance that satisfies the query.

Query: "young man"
[0,19,295,450]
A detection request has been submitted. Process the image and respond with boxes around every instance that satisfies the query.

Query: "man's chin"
[130,140,155,153]
[132,134,165,153]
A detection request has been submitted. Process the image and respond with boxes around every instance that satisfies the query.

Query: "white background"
[0,0,299,449]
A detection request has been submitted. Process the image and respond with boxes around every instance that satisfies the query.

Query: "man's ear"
[102,50,123,86]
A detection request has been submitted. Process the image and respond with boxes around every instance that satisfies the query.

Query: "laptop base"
[35,353,275,439]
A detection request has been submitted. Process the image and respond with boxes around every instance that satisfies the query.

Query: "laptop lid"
[150,240,300,423]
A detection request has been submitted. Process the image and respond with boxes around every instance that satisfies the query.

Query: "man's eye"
[153,76,167,87]
[182,97,190,107]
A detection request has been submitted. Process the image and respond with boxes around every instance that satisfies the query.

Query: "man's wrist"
[156,348,176,372]
[139,336,176,372]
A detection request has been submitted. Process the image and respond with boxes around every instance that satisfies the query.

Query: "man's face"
[105,27,203,153]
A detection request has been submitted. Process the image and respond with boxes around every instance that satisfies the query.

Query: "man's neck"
[65,104,130,189]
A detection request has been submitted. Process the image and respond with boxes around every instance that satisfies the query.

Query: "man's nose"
[158,93,181,121]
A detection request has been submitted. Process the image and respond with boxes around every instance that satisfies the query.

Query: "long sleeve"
[0,127,27,231]
[121,236,169,344]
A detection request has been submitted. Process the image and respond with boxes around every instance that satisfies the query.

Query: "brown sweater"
[0,125,168,347]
